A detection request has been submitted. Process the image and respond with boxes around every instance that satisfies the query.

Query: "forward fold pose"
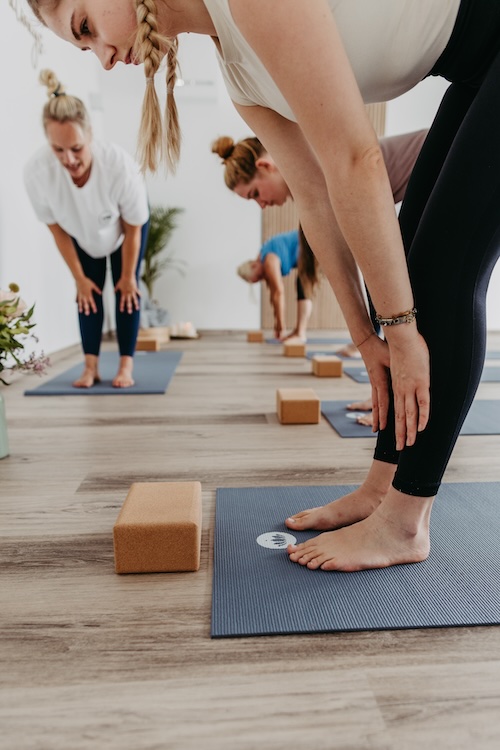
[28,0,500,571]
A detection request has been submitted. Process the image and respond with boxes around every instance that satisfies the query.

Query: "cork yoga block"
[276,388,321,424]
[135,338,161,351]
[284,341,306,358]
[247,330,264,343]
[312,355,343,377]
[138,326,170,342]
[113,482,202,574]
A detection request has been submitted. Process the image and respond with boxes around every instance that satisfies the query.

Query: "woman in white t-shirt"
[28,1,500,574]
[24,70,150,389]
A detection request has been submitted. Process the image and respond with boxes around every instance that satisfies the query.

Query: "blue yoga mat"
[24,350,182,396]
[212,482,500,637]
[266,337,350,345]
[345,365,500,384]
[321,399,500,438]
[481,366,500,382]
[344,366,370,383]
[306,349,362,362]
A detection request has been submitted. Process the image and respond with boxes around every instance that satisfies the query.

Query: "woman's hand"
[360,328,430,446]
[75,276,102,315]
[357,333,391,433]
[385,327,430,450]
[115,276,140,314]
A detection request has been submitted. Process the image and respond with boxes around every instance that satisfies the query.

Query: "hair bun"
[39,69,66,98]
[211,136,235,161]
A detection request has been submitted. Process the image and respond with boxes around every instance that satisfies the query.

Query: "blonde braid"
[134,1,181,173]
[164,37,181,171]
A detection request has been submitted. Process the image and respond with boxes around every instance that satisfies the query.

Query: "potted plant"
[0,283,50,458]
[141,206,185,302]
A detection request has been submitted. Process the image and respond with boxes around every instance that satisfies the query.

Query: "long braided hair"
[134,1,180,172]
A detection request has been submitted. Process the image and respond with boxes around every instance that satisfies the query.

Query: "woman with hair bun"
[214,131,426,351]
[24,70,150,388]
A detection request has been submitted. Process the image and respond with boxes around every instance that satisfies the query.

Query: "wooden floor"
[2,330,500,750]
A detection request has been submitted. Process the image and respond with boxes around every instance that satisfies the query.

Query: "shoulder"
[93,141,141,175]
[24,146,59,190]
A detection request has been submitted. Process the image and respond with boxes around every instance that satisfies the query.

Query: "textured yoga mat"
[306,349,362,361]
[212,482,500,638]
[322,399,500,438]
[24,350,182,396]
[344,366,370,383]
[266,337,350,345]
[481,366,500,382]
[345,365,500,384]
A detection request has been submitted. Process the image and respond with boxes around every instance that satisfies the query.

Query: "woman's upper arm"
[229,0,376,158]
[263,253,284,292]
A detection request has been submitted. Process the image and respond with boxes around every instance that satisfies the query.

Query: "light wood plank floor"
[2,330,500,750]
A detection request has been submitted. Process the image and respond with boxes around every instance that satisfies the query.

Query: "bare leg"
[283,299,313,342]
[295,298,312,340]
[285,459,396,531]
[112,355,135,388]
[73,354,101,388]
[287,487,434,571]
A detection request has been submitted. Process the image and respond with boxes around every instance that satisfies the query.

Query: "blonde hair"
[27,0,181,173]
[212,136,266,190]
[237,260,259,284]
[297,225,320,298]
[134,1,180,173]
[39,69,91,134]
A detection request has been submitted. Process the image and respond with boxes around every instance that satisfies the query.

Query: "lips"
[125,48,141,65]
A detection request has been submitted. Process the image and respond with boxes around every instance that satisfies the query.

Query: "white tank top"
[203,0,460,119]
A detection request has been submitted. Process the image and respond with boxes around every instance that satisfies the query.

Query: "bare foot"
[73,368,100,388]
[347,398,372,411]
[287,503,431,572]
[112,367,135,388]
[283,330,306,343]
[356,413,374,427]
[285,460,396,532]
[336,342,362,358]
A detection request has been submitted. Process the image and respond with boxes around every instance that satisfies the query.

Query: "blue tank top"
[259,231,299,276]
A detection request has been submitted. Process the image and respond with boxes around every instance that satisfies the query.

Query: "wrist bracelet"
[375,307,417,327]
[355,330,376,348]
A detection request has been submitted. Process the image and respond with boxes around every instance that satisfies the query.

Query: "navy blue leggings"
[374,0,500,496]
[73,220,149,357]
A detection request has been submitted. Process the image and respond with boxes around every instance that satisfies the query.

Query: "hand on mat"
[76,276,102,315]
[115,276,141,314]
[357,333,391,433]
[386,328,430,449]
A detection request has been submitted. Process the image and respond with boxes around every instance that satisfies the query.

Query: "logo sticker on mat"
[256,532,297,549]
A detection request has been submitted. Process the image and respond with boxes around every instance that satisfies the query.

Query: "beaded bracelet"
[375,307,417,327]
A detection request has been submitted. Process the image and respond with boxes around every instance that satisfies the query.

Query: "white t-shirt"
[203,0,460,117]
[24,140,149,258]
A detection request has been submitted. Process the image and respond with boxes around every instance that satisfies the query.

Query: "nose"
[92,40,117,71]
[63,151,78,166]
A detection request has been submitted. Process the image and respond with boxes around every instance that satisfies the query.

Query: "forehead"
[40,0,76,42]
[46,120,89,142]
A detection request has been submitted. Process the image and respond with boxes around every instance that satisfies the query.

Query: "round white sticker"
[256,531,297,549]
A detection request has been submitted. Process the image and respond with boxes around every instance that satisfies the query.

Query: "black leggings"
[73,220,149,358]
[374,0,500,496]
